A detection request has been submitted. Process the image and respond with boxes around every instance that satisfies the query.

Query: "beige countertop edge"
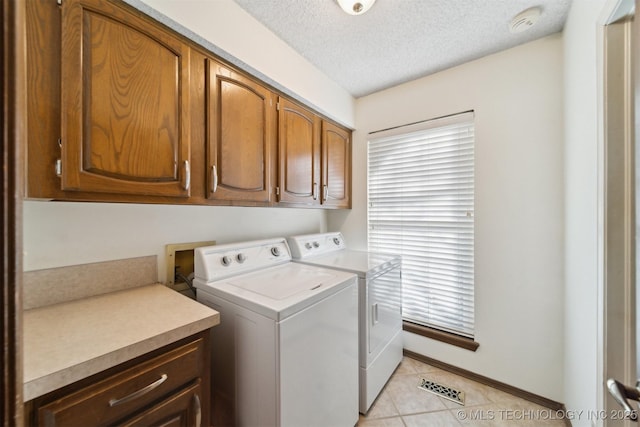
[23,284,220,401]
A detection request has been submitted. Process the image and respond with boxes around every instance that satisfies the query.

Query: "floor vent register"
[418,378,465,405]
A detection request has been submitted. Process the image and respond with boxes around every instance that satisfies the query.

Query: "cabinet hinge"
[276,102,280,111]
[275,187,280,196]
[56,0,62,5]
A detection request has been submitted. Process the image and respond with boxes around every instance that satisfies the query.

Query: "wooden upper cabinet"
[321,121,351,208]
[277,98,321,205]
[60,0,191,197]
[27,0,351,207]
[207,60,276,202]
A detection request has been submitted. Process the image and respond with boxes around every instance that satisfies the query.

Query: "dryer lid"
[294,249,400,278]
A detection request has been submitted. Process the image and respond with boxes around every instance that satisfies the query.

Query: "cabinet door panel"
[121,382,203,427]
[278,98,320,204]
[207,60,275,202]
[322,121,351,208]
[61,0,191,197]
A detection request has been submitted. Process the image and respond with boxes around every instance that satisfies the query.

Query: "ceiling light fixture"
[336,0,376,15]
[509,6,542,33]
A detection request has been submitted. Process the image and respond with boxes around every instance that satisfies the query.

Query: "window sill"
[403,321,479,352]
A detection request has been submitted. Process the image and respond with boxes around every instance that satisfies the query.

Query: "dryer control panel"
[287,232,347,259]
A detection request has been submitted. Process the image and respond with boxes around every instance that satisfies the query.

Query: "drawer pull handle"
[108,373,168,407]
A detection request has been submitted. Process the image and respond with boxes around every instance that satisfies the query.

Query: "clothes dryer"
[288,232,402,413]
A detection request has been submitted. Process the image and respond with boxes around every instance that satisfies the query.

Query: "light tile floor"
[357,357,568,427]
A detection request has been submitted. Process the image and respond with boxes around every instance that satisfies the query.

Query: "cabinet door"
[121,382,203,427]
[60,0,191,197]
[277,98,321,205]
[321,121,351,208]
[207,60,275,202]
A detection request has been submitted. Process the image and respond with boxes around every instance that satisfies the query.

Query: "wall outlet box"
[166,241,216,292]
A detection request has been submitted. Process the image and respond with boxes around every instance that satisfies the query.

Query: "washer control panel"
[194,238,291,282]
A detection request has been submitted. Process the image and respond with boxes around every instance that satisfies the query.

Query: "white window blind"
[367,111,475,338]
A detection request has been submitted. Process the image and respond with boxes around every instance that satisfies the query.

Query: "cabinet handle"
[182,160,191,190]
[211,165,218,193]
[108,373,168,407]
[313,182,318,200]
[323,184,328,201]
[194,393,202,427]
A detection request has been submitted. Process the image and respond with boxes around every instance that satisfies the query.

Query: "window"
[367,111,475,338]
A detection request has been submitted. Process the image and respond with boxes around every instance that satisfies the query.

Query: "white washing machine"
[193,238,358,427]
[287,232,402,414]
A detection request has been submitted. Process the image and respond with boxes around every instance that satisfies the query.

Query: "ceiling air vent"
[509,7,542,34]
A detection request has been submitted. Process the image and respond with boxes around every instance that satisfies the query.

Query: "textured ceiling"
[232,0,572,98]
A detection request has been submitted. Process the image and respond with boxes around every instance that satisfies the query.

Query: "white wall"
[330,35,566,401]
[23,202,326,281]
[563,0,607,425]
[23,0,356,279]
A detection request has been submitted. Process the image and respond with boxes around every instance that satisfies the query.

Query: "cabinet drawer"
[37,337,204,427]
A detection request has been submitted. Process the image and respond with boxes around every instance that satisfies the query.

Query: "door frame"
[2,0,25,425]
[598,0,637,425]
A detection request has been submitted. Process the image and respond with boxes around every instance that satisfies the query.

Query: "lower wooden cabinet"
[26,331,210,427]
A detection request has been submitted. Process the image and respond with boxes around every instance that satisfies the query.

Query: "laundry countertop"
[23,284,219,401]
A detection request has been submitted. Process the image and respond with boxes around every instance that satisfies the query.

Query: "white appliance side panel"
[198,291,278,427]
[367,265,402,363]
[279,281,359,427]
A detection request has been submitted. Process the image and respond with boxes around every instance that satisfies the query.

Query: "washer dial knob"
[312,241,320,248]
[221,255,232,266]
[236,253,247,263]
[333,237,341,245]
[271,246,281,257]
[305,242,313,250]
